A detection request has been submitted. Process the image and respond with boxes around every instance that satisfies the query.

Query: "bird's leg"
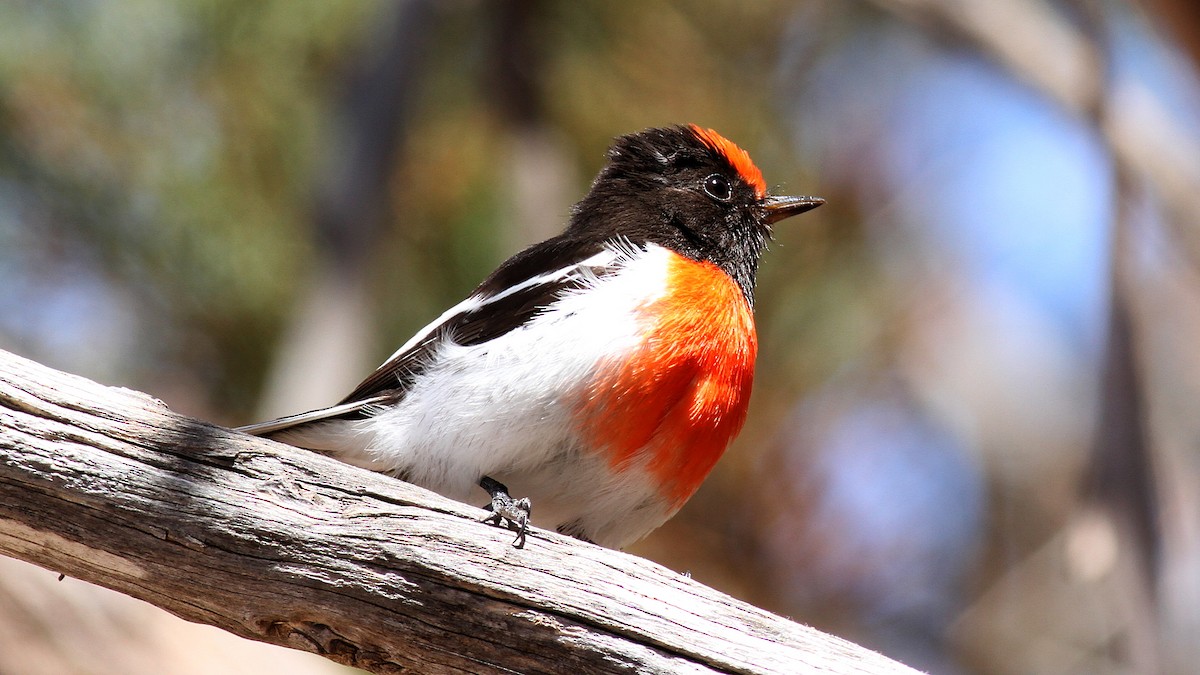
[479,476,531,548]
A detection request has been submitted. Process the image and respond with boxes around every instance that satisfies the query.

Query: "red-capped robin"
[240,125,823,548]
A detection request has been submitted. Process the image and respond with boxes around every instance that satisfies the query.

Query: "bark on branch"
[0,349,917,675]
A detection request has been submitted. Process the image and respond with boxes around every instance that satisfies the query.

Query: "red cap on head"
[688,125,767,199]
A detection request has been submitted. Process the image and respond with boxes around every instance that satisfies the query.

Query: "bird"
[239,125,823,549]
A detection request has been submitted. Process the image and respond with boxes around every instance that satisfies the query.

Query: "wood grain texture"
[0,349,919,675]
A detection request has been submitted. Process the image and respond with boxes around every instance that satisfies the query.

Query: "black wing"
[238,235,621,436]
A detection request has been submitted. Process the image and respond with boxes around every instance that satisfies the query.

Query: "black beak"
[763,195,825,224]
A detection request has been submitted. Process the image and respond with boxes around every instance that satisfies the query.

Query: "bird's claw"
[479,476,531,548]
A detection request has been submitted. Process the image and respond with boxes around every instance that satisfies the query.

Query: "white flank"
[276,242,678,547]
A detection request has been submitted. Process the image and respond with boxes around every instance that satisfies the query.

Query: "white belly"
[280,244,681,547]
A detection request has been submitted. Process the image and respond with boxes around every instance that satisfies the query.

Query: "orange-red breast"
[240,125,823,548]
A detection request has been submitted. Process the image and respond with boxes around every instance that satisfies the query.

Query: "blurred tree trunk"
[1140,0,1200,67]
[865,0,1200,670]
[257,0,439,419]
[487,0,579,251]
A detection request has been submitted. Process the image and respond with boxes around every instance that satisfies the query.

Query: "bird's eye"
[703,174,732,201]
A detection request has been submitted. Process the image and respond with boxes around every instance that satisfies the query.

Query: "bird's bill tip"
[763,195,825,224]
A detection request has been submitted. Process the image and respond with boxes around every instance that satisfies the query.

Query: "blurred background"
[1,0,1198,673]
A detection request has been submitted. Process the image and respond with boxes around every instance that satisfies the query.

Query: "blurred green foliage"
[0,0,834,417]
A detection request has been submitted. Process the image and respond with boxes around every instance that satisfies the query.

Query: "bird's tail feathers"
[236,396,388,438]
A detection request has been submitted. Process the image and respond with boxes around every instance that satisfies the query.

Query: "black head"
[567,125,823,304]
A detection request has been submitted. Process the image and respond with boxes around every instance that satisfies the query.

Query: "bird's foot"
[479,476,531,548]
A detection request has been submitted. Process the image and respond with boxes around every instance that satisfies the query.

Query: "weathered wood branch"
[0,349,917,674]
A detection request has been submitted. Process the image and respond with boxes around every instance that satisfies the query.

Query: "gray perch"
[0,349,919,675]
